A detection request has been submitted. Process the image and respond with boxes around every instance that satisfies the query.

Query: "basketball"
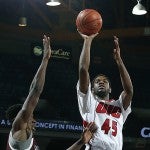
[76,9,102,36]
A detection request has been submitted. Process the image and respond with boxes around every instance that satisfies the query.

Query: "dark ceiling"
[0,0,150,39]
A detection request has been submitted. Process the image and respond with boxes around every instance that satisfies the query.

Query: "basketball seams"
[82,11,101,32]
[83,11,101,24]
[86,19,101,30]
[81,10,99,32]
[76,9,102,35]
[77,9,94,33]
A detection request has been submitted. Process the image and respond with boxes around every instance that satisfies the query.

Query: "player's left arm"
[22,35,51,119]
[12,35,51,131]
[113,36,133,110]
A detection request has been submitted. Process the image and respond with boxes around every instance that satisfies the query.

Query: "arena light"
[19,0,27,27]
[46,0,61,6]
[132,0,147,15]
[18,17,27,27]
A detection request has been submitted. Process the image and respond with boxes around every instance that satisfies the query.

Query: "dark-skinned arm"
[78,32,98,94]
[66,122,97,150]
[113,36,133,110]
[12,35,51,131]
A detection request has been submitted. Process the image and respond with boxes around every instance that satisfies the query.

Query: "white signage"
[141,127,150,138]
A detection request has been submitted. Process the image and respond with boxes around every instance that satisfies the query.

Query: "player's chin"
[98,88,105,92]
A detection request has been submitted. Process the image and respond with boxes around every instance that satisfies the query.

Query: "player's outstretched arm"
[113,36,133,110]
[78,31,98,94]
[12,35,51,130]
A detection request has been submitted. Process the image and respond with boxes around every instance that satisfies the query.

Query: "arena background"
[0,0,150,149]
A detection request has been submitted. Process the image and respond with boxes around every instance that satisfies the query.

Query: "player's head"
[6,104,22,121]
[92,74,111,99]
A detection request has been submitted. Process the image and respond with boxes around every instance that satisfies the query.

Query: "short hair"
[91,74,111,89]
[5,104,22,121]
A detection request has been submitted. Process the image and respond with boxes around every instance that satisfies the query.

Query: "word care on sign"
[51,49,71,60]
[0,119,83,132]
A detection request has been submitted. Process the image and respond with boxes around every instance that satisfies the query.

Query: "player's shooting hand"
[77,29,98,40]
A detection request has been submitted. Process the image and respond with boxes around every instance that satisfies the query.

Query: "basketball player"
[67,122,97,150]
[6,35,51,150]
[76,32,133,150]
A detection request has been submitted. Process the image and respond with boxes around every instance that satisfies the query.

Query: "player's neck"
[95,94,109,101]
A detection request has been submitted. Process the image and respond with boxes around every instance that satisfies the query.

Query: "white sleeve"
[9,130,33,150]
[76,81,92,116]
[118,95,132,123]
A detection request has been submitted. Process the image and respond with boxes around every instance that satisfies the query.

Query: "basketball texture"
[76,9,102,36]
